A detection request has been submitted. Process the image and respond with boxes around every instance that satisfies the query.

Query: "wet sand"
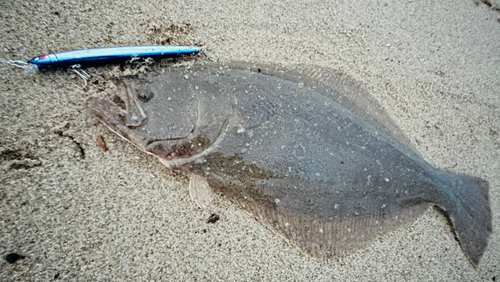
[1,0,499,280]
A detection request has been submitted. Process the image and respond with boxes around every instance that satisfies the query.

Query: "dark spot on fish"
[96,135,108,152]
[203,153,273,180]
[207,213,220,224]
[492,277,496,282]
[160,135,211,160]
[203,229,207,233]
[54,273,60,279]
[217,243,221,247]
[257,68,262,73]
[189,153,275,210]
[5,253,25,263]
[112,95,126,110]
[53,11,60,16]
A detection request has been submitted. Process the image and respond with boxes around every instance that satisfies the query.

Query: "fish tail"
[436,171,492,266]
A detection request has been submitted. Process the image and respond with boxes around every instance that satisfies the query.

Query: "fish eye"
[138,91,154,102]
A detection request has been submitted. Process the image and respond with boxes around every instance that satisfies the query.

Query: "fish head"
[87,73,214,164]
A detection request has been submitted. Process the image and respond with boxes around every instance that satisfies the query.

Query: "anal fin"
[235,198,428,259]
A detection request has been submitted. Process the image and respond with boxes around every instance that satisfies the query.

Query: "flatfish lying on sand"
[87,63,491,266]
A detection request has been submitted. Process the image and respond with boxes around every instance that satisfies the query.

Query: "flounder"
[87,63,491,266]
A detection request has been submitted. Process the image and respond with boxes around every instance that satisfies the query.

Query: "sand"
[1,0,499,280]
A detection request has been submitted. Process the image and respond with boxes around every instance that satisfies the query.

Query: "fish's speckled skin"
[87,63,491,266]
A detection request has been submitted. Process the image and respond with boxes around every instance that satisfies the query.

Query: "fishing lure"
[7,45,202,88]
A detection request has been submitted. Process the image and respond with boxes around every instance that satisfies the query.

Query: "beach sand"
[1,0,499,280]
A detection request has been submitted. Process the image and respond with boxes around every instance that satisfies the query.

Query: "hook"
[69,64,91,89]
[201,48,219,62]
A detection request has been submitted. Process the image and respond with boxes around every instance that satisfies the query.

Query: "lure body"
[27,45,201,69]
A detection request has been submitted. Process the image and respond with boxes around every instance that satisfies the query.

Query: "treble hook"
[69,64,91,89]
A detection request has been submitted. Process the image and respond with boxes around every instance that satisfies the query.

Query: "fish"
[87,63,492,266]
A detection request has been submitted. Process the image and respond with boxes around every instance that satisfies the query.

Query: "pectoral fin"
[189,174,213,208]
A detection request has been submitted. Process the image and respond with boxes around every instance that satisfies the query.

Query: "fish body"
[87,63,491,265]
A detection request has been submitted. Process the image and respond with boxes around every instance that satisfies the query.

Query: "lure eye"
[138,91,154,102]
[33,55,47,61]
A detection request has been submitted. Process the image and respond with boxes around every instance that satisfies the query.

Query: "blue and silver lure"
[10,45,201,70]
[8,45,201,88]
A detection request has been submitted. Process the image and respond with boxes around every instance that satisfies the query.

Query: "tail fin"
[437,172,492,266]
